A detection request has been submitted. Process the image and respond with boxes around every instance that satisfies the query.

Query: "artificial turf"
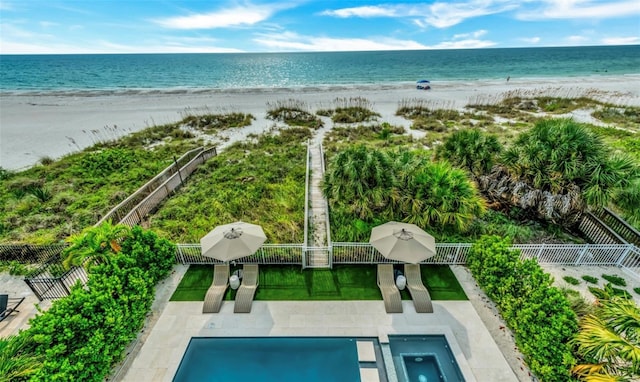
[169,264,468,301]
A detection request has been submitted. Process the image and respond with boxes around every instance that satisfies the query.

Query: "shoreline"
[1,75,639,170]
[2,73,639,96]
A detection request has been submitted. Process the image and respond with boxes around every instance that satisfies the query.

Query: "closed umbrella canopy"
[369,221,436,264]
[200,221,267,262]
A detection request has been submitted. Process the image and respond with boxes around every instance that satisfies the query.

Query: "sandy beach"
[1,75,639,170]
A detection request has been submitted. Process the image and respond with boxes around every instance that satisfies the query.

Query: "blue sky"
[1,0,639,54]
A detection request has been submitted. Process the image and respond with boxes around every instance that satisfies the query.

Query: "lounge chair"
[234,264,259,313]
[0,294,26,322]
[404,264,433,313]
[202,264,230,313]
[377,264,403,313]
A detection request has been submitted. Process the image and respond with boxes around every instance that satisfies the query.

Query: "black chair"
[0,294,26,322]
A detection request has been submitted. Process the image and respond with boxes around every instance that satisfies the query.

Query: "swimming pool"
[173,337,361,382]
[388,335,465,382]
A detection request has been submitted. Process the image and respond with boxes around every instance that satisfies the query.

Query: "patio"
[120,263,518,382]
[121,299,517,382]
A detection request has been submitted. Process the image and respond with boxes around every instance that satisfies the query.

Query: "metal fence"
[95,147,204,226]
[597,207,640,247]
[96,146,217,227]
[116,147,217,227]
[579,212,627,245]
[0,243,66,263]
[176,243,304,264]
[23,261,88,301]
[174,242,640,280]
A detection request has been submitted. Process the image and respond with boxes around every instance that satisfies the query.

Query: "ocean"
[1,45,639,93]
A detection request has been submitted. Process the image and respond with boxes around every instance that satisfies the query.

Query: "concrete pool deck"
[122,299,517,382]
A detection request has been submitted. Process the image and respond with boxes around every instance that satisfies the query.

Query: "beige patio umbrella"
[200,221,267,262]
[369,221,436,264]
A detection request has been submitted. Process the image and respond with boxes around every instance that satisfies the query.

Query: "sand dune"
[1,75,639,170]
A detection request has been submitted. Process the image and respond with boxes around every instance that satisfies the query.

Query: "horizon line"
[1,43,638,56]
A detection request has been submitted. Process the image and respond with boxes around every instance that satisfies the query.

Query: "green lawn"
[170,264,468,301]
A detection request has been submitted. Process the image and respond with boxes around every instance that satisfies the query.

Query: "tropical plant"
[395,159,486,231]
[0,334,43,382]
[62,221,131,269]
[323,146,487,240]
[435,128,503,177]
[322,145,397,220]
[502,118,637,207]
[571,296,640,381]
[479,119,638,226]
[22,227,175,381]
[613,178,640,228]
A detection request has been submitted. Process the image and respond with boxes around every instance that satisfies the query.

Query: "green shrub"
[601,273,626,287]
[634,287,640,295]
[467,235,577,381]
[17,227,175,381]
[563,276,580,285]
[581,275,598,284]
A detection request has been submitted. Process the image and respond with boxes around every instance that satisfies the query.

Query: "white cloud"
[253,31,427,51]
[321,5,398,18]
[601,36,640,45]
[0,40,88,54]
[156,4,286,29]
[432,39,497,49]
[0,2,14,11]
[518,0,640,20]
[566,35,589,43]
[521,36,541,44]
[452,29,488,39]
[322,1,519,28]
[97,40,243,53]
[253,30,497,51]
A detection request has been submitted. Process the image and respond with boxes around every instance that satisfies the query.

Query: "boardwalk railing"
[596,208,640,247]
[96,146,217,227]
[579,212,627,245]
[302,141,310,266]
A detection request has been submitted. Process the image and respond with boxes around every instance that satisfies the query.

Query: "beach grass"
[148,126,310,243]
[170,264,468,301]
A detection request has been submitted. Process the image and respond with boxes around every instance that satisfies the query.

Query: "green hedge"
[12,226,175,381]
[467,235,578,381]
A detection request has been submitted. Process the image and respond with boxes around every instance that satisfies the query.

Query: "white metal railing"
[302,140,311,268]
[176,243,303,264]
[320,142,332,262]
[174,242,640,279]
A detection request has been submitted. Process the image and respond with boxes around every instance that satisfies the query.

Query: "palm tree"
[62,221,131,269]
[435,128,502,177]
[482,119,638,225]
[614,178,640,228]
[400,161,486,231]
[0,334,43,382]
[571,296,640,381]
[322,145,397,220]
[502,118,635,206]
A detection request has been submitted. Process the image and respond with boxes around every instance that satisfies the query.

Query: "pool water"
[389,335,465,382]
[173,337,361,382]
